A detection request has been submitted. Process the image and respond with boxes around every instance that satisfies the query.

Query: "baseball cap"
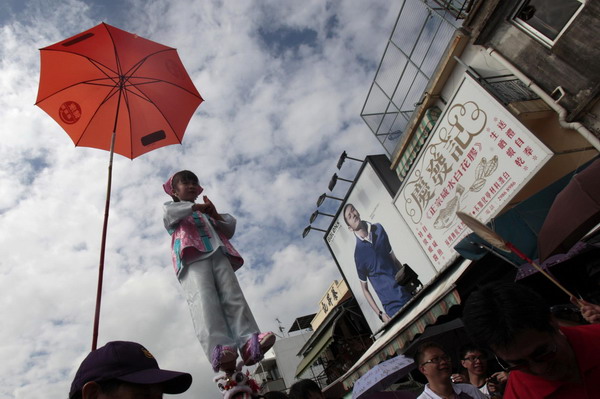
[69,341,192,398]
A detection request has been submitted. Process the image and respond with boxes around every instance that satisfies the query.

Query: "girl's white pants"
[179,250,259,360]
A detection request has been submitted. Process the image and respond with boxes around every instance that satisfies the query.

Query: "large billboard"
[395,74,553,269]
[326,159,437,333]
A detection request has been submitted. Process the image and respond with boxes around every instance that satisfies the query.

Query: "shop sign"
[396,74,552,269]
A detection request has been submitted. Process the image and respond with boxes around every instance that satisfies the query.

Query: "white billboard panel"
[395,74,553,269]
[326,161,437,333]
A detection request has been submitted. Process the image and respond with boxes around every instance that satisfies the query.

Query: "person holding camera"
[451,344,507,398]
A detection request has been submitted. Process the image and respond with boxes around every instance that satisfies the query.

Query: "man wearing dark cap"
[69,341,192,399]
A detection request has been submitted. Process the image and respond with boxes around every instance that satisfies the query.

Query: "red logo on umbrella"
[59,101,82,124]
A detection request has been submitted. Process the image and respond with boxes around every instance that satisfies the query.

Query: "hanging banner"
[395,74,553,269]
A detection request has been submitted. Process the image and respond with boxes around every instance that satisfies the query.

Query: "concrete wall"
[469,0,600,127]
[272,333,316,390]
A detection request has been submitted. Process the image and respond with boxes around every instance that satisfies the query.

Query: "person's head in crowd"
[288,379,324,399]
[462,282,577,381]
[414,342,452,384]
[459,344,490,380]
[69,341,192,399]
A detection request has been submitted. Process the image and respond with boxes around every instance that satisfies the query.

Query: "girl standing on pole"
[163,170,274,373]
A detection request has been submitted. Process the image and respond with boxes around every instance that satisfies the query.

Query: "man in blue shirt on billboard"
[344,203,413,322]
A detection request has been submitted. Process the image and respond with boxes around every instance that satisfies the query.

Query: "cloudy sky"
[0,0,403,398]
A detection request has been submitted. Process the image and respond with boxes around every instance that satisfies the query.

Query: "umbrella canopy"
[401,319,467,360]
[35,22,202,159]
[351,355,416,399]
[538,158,600,262]
[456,212,576,298]
[454,186,560,264]
[35,23,202,350]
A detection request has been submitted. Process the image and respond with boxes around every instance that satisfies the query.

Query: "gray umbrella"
[351,355,416,399]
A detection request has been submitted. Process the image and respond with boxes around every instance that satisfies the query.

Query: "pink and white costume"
[163,194,261,371]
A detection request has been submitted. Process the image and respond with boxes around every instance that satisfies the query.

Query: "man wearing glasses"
[454,344,507,397]
[462,282,600,398]
[413,342,487,398]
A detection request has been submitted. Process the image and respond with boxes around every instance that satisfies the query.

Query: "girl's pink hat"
[163,174,204,197]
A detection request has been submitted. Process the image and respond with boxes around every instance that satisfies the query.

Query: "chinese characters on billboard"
[396,75,553,269]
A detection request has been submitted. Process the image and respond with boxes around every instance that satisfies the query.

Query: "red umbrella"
[538,158,600,262]
[35,23,203,349]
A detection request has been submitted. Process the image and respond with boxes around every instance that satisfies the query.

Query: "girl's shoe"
[241,332,276,366]
[212,345,238,373]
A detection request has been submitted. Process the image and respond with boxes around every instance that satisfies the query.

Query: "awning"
[289,313,317,332]
[295,324,335,378]
[340,260,471,389]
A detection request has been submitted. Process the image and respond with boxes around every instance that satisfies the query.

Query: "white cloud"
[0,0,400,398]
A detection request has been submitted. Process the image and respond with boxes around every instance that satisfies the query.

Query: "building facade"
[324,0,600,393]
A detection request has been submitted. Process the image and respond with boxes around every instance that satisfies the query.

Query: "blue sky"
[0,1,400,398]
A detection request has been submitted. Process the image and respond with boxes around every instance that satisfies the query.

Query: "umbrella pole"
[505,242,576,298]
[92,131,116,351]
